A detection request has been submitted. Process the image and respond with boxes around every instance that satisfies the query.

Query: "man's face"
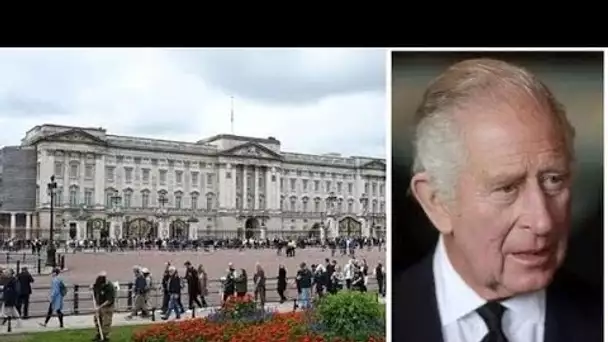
[446,98,572,297]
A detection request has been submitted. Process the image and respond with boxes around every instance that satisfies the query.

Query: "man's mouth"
[509,247,552,267]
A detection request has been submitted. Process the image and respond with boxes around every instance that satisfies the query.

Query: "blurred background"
[391,51,604,287]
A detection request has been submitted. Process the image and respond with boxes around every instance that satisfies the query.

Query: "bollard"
[37,258,41,275]
[127,283,133,310]
[22,252,26,262]
[192,306,195,318]
[16,260,20,274]
[151,306,156,321]
[293,298,297,312]
[6,253,9,264]
[7,316,11,333]
[60,255,65,270]
[74,285,80,315]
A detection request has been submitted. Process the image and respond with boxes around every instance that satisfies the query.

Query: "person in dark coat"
[223,264,236,301]
[1,269,22,327]
[183,261,202,309]
[160,263,171,314]
[277,264,287,303]
[161,266,182,320]
[17,267,34,319]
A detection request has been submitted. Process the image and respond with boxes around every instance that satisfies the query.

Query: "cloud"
[0,48,386,158]
[172,48,386,104]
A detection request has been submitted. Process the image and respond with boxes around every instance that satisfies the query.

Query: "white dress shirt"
[433,235,546,342]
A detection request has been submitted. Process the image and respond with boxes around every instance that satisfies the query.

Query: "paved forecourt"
[24,247,386,318]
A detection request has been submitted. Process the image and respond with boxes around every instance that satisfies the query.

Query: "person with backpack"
[39,268,65,328]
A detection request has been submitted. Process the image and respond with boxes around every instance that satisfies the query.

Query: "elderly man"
[393,58,602,342]
[126,266,148,319]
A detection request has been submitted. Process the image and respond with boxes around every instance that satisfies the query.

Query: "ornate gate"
[86,218,108,240]
[170,219,188,240]
[338,216,361,237]
[125,218,155,239]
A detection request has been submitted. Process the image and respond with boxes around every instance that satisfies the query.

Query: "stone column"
[10,213,16,239]
[260,226,266,240]
[25,213,32,239]
[254,167,259,209]
[275,168,282,211]
[265,166,272,210]
[110,215,124,239]
[242,165,248,209]
[159,219,169,239]
[320,223,326,241]
[360,217,370,237]
[94,154,105,208]
[78,220,87,240]
[189,222,199,240]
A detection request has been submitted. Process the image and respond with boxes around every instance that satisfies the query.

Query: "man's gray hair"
[412,58,575,200]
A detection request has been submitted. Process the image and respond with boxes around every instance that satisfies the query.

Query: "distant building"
[0,124,386,241]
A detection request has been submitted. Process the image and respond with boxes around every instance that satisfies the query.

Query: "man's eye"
[498,184,518,194]
[543,174,566,192]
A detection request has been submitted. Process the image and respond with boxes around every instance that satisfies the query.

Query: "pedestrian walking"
[39,268,65,328]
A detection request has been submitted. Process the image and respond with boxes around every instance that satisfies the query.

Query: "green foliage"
[313,291,385,341]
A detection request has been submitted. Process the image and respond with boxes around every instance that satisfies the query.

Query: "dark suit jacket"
[393,249,603,342]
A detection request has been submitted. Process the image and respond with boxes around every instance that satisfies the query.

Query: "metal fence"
[19,276,381,319]
[0,253,66,275]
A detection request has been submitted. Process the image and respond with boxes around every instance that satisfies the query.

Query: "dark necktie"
[477,301,508,342]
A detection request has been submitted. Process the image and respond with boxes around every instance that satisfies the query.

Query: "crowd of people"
[0,234,385,341]
[0,236,385,255]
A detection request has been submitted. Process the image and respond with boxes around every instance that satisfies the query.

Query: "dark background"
[391,51,604,288]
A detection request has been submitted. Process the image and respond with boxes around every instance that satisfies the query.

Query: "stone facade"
[0,146,37,239]
[4,124,386,240]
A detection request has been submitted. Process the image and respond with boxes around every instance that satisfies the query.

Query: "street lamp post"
[46,175,58,267]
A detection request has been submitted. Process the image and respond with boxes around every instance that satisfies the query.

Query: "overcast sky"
[0,48,386,158]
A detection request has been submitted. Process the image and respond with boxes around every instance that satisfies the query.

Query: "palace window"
[105,166,115,182]
[84,189,94,207]
[124,168,132,183]
[123,191,132,208]
[191,194,199,210]
[142,169,150,183]
[159,170,167,185]
[191,172,198,187]
[141,191,149,208]
[69,163,79,179]
[69,187,78,206]
[175,193,182,209]
[54,162,64,178]
[85,164,94,179]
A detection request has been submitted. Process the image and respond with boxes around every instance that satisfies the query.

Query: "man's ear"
[410,172,453,234]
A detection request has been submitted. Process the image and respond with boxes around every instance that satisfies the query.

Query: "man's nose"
[520,185,553,235]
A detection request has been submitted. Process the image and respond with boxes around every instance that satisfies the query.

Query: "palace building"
[0,124,386,241]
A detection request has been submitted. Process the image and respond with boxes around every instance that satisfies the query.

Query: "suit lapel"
[544,271,601,342]
[394,252,444,342]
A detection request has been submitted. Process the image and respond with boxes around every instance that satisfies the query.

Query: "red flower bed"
[131,311,385,342]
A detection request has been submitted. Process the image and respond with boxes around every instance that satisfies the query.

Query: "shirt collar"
[433,235,545,326]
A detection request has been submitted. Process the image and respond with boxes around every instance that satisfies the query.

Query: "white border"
[390,48,606,52]
[384,48,393,342]
[387,48,606,342]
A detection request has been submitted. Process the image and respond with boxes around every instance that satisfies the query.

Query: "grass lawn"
[2,324,150,342]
